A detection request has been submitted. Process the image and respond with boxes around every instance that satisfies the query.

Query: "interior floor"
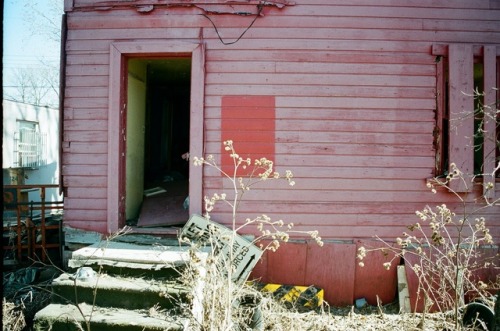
[137,178,189,228]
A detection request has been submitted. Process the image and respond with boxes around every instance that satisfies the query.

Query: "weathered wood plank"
[61,217,108,232]
[66,187,107,199]
[202,164,434,179]
[206,85,435,99]
[63,175,108,187]
[275,62,435,75]
[67,14,207,29]
[64,87,108,98]
[202,27,500,43]
[206,129,434,146]
[199,153,435,169]
[306,241,357,306]
[65,53,109,65]
[65,109,108,120]
[65,97,109,108]
[70,0,489,10]
[200,200,500,224]
[199,201,454,216]
[63,154,107,165]
[66,64,109,76]
[483,45,497,198]
[448,44,474,192]
[213,142,434,157]
[208,50,434,64]
[206,61,436,76]
[64,119,108,131]
[276,97,434,110]
[66,37,201,52]
[63,131,107,142]
[276,120,433,133]
[67,27,202,40]
[207,108,435,122]
[62,164,107,176]
[282,5,500,21]
[64,198,107,210]
[423,19,500,32]
[65,76,109,87]
[205,73,436,87]
[206,39,434,53]
[63,142,107,154]
[210,178,428,191]
[200,189,452,204]
[207,141,433,157]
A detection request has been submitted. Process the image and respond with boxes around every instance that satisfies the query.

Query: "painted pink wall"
[61,0,500,306]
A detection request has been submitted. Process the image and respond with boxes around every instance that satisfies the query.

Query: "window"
[433,44,499,194]
[14,121,47,168]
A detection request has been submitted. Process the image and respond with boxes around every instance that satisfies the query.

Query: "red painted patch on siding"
[221,96,275,175]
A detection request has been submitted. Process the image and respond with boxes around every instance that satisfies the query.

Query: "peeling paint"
[69,0,294,14]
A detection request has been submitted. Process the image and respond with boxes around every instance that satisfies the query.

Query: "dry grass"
[2,298,26,331]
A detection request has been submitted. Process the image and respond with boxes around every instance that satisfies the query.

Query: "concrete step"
[33,241,208,331]
[33,303,188,331]
[50,272,188,310]
[67,241,197,279]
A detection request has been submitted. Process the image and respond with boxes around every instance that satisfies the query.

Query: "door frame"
[107,41,205,233]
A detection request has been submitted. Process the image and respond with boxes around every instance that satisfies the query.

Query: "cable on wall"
[201,1,264,45]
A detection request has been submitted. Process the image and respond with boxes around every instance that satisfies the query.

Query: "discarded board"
[180,214,263,285]
[143,187,166,197]
[397,265,411,313]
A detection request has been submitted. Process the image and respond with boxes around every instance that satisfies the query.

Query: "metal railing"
[3,184,63,263]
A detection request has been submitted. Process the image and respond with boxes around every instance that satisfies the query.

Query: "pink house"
[61,0,500,306]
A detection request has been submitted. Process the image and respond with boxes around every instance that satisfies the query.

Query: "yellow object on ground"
[249,282,324,310]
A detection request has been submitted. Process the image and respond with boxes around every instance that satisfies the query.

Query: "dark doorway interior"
[135,58,191,227]
[144,79,190,185]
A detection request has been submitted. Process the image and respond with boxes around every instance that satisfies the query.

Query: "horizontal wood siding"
[62,0,500,240]
[198,1,500,242]
[63,0,500,304]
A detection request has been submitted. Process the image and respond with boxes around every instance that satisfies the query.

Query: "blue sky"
[3,0,63,105]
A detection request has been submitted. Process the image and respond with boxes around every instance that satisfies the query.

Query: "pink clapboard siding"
[62,0,500,306]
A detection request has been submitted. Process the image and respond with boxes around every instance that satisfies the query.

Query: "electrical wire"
[201,1,264,45]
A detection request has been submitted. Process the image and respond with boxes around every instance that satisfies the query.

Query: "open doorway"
[126,57,191,227]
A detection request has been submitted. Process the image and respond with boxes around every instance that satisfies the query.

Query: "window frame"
[14,120,47,169]
[433,44,499,196]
